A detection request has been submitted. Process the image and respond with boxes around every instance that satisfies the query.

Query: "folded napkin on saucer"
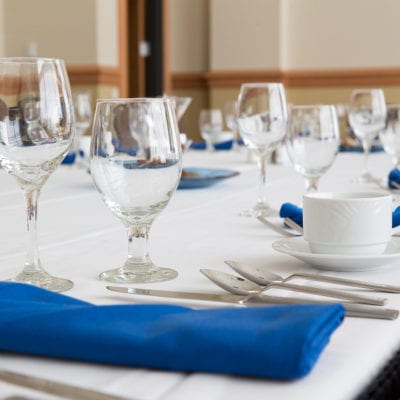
[388,169,400,189]
[280,202,400,228]
[0,282,344,380]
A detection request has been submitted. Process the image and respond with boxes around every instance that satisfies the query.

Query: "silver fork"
[226,260,400,294]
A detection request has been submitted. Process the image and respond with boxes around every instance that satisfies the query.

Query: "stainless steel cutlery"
[106,286,399,320]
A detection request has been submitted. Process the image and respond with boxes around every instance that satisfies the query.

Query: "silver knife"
[106,286,399,320]
[0,369,131,400]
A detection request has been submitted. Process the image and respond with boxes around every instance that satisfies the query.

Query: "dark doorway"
[125,0,166,97]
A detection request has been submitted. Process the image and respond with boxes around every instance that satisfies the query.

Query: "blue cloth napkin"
[190,140,233,150]
[389,169,400,189]
[280,202,303,227]
[339,144,383,153]
[0,282,344,380]
[280,202,400,228]
[61,152,77,164]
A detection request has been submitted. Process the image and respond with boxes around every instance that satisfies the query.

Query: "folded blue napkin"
[190,140,233,150]
[389,169,400,189]
[280,203,303,227]
[61,150,86,165]
[0,282,344,380]
[339,144,383,153]
[61,152,77,164]
[280,202,400,228]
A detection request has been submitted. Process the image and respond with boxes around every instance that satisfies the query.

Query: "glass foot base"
[98,266,178,284]
[352,171,378,184]
[12,271,73,293]
[240,203,278,218]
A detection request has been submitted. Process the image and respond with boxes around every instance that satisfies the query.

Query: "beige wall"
[3,0,97,63]
[96,0,118,67]
[170,0,209,72]
[169,0,400,139]
[282,0,400,69]
[0,0,118,66]
[210,0,280,70]
[0,0,4,57]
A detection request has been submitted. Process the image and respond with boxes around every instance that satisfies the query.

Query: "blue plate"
[178,167,239,189]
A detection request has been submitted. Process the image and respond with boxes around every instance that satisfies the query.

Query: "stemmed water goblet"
[224,100,239,149]
[379,104,400,170]
[90,98,182,283]
[165,96,192,151]
[0,57,74,292]
[72,91,92,166]
[199,109,223,152]
[348,89,386,183]
[236,82,288,217]
[286,105,340,192]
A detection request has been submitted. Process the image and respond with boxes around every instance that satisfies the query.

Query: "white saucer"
[272,236,400,272]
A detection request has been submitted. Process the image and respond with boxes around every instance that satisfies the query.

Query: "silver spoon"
[257,216,300,237]
[200,269,387,306]
[283,217,303,234]
[225,260,400,294]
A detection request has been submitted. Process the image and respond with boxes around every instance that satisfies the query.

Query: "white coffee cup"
[303,192,392,255]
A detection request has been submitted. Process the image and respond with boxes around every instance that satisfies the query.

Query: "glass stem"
[206,140,214,152]
[361,138,372,176]
[125,224,152,271]
[257,153,268,206]
[305,177,319,192]
[24,188,43,273]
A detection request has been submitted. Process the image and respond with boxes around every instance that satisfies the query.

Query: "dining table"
[0,145,399,400]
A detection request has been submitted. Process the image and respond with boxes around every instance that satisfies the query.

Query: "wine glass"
[199,109,223,151]
[236,83,288,217]
[90,98,182,283]
[72,91,92,166]
[286,105,340,191]
[0,57,74,292]
[224,100,239,149]
[379,104,400,170]
[348,89,386,183]
[168,96,192,123]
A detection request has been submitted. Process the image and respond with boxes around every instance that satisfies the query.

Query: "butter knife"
[0,369,130,400]
[106,286,399,320]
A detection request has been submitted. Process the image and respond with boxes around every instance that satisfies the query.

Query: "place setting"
[2,55,400,400]
[272,192,400,271]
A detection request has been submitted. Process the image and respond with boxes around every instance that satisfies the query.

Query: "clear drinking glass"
[90,98,182,283]
[168,96,192,123]
[348,89,387,182]
[199,109,223,151]
[224,100,239,149]
[286,105,340,191]
[379,104,400,169]
[236,83,288,217]
[0,57,74,292]
[71,91,92,165]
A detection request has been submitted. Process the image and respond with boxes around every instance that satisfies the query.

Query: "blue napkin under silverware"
[0,282,344,380]
[280,202,400,228]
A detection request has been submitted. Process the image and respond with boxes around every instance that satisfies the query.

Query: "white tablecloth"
[0,148,398,400]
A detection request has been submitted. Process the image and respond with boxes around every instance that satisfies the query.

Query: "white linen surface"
[0,148,398,400]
